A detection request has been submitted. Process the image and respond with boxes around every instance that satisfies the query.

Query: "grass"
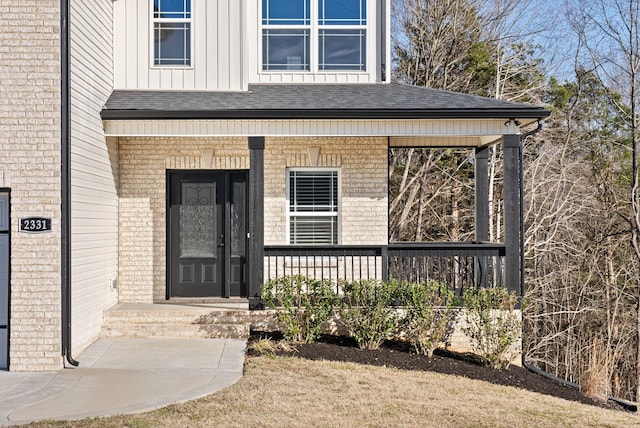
[20,356,638,428]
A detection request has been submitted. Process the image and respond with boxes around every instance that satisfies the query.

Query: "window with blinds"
[288,169,339,244]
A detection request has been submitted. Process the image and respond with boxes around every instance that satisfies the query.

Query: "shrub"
[340,280,399,350]
[462,287,521,369]
[261,275,337,343]
[396,281,458,357]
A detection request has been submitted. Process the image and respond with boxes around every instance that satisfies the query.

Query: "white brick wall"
[118,137,249,302]
[265,137,388,246]
[118,136,389,302]
[0,0,63,371]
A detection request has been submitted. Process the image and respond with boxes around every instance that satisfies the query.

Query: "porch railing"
[264,242,506,295]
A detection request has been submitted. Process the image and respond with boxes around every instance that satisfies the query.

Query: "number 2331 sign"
[19,217,52,233]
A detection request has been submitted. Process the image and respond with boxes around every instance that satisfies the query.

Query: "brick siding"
[118,136,388,302]
[0,1,63,371]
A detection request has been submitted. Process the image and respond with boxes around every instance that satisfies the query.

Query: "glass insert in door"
[179,182,216,258]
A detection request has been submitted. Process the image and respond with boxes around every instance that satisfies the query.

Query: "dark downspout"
[519,121,636,411]
[61,0,78,367]
[519,121,542,297]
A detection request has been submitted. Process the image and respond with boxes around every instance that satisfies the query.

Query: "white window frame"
[151,0,194,68]
[286,168,341,245]
[261,0,368,73]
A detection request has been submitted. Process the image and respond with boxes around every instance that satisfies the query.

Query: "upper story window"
[153,0,192,66]
[262,0,366,72]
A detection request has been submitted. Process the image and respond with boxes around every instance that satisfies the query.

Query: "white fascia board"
[104,118,521,140]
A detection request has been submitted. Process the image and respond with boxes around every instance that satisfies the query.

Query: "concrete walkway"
[0,338,246,426]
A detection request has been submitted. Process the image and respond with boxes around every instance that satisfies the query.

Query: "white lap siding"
[70,0,118,355]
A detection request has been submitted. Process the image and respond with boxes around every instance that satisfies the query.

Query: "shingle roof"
[101,83,549,120]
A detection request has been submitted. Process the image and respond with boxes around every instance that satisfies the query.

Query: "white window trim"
[150,0,194,69]
[285,167,341,245]
[260,0,370,74]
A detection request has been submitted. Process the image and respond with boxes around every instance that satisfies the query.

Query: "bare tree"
[390,0,550,244]
[390,0,640,402]
[524,136,636,400]
[523,64,640,401]
[393,0,484,92]
[389,148,475,242]
[567,0,640,400]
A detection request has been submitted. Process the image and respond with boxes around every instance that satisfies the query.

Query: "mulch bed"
[249,332,629,411]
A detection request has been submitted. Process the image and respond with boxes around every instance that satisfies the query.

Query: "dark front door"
[168,171,248,298]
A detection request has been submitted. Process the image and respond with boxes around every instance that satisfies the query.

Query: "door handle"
[218,234,225,247]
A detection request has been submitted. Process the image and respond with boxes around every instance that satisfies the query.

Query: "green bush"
[462,287,521,369]
[261,275,337,343]
[396,281,458,357]
[340,280,399,350]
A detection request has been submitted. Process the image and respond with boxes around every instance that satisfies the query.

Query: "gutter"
[518,121,635,412]
[61,0,78,367]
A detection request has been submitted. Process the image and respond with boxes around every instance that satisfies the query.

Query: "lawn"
[20,355,638,428]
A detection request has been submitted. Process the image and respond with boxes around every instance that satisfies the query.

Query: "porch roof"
[100,83,549,122]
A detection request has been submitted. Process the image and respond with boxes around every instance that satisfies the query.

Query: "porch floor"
[115,300,250,311]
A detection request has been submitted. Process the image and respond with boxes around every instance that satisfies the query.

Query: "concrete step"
[104,310,253,325]
[100,303,259,340]
[101,322,250,339]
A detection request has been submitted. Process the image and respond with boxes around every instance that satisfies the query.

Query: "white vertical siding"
[217,0,231,88]
[207,0,220,88]
[114,0,387,90]
[70,0,119,354]
[247,0,382,84]
[114,0,244,90]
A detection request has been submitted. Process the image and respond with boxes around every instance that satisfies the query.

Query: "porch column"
[503,134,522,295]
[475,146,490,288]
[475,146,490,242]
[248,137,265,309]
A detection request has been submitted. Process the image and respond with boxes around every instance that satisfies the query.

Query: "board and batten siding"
[114,0,244,90]
[114,0,389,90]
[70,0,119,354]
[246,0,386,84]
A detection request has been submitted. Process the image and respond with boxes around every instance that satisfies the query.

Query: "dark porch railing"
[264,242,506,295]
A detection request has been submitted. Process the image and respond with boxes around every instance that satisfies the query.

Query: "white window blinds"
[288,170,338,244]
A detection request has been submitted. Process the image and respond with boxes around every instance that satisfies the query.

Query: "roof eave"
[100,108,550,121]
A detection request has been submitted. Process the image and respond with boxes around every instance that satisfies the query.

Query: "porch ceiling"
[104,119,515,146]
